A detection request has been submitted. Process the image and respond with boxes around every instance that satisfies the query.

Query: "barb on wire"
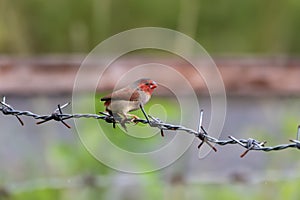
[0,96,24,126]
[1,96,300,158]
[36,103,72,128]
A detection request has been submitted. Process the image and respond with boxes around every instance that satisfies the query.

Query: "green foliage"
[1,0,300,54]
[6,180,300,200]
[49,141,110,175]
[12,189,60,200]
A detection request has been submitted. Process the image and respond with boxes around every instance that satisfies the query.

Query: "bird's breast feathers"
[107,100,140,114]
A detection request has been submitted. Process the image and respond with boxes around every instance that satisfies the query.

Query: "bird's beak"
[151,81,158,89]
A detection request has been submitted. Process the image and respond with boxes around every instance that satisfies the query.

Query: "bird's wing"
[100,88,140,102]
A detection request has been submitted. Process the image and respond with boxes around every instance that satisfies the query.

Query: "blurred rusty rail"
[0,55,300,96]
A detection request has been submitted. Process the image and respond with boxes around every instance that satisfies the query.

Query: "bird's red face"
[138,80,157,95]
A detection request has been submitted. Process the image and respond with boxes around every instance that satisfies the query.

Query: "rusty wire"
[1,96,300,158]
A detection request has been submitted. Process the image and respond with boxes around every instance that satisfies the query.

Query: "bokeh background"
[1,0,300,199]
[2,0,300,54]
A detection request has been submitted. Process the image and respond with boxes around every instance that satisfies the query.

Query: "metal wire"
[1,96,300,157]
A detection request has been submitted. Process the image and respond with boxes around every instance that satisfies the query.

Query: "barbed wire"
[1,96,300,157]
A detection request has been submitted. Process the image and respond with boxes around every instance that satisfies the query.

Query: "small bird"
[101,78,157,130]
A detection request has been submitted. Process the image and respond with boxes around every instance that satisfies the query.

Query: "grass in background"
[5,176,300,200]
[1,0,300,54]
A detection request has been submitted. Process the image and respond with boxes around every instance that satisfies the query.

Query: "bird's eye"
[145,83,150,86]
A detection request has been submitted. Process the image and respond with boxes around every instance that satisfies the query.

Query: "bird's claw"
[130,115,140,125]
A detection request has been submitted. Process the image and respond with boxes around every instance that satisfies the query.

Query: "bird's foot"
[127,114,140,124]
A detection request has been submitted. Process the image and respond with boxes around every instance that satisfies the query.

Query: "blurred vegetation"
[5,175,300,199]
[1,0,300,54]
[1,1,300,199]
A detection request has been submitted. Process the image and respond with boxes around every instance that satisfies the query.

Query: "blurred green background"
[1,0,300,54]
[1,1,300,200]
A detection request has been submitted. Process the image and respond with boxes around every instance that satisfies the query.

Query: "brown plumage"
[101,78,157,130]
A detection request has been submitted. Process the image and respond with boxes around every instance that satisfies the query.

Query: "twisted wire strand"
[1,96,300,157]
